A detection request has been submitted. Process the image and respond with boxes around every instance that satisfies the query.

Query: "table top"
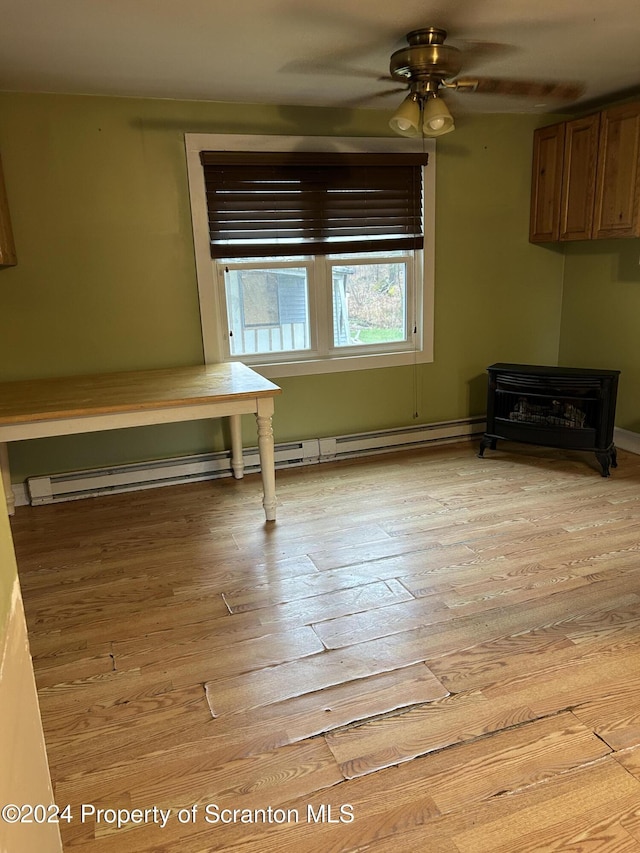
[0,362,281,426]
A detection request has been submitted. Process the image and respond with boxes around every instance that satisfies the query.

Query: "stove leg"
[595,450,612,477]
[478,436,497,458]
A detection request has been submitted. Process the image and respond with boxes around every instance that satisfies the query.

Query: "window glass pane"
[331,262,407,348]
[224,267,310,356]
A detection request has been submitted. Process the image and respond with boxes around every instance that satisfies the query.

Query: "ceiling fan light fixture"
[389,92,421,137]
[422,95,454,137]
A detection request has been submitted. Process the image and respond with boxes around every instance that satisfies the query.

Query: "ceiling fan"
[387,27,584,137]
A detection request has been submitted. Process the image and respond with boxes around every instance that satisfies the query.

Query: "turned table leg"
[256,398,276,522]
[229,414,245,479]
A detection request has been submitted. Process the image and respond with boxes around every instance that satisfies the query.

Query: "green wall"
[0,92,565,482]
[559,239,640,432]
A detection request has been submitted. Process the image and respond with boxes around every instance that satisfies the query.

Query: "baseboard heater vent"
[25,417,485,507]
[320,417,485,462]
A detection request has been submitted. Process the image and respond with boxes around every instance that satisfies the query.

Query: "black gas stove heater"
[479,363,620,476]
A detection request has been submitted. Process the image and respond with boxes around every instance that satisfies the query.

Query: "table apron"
[0,399,261,442]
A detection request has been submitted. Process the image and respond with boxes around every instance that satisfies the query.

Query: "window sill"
[229,348,434,379]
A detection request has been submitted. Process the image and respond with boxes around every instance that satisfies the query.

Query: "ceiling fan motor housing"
[390,28,463,84]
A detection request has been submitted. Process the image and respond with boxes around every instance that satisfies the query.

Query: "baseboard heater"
[25,417,486,507]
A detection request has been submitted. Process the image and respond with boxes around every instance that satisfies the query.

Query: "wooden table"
[0,362,282,520]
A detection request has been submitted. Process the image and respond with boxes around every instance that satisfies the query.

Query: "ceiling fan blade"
[370,87,408,98]
[280,58,383,80]
[339,89,408,108]
[453,40,519,71]
[451,77,584,100]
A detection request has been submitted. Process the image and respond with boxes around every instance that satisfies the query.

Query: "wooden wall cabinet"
[0,154,17,266]
[529,123,565,242]
[593,101,640,238]
[530,100,640,243]
[559,113,601,240]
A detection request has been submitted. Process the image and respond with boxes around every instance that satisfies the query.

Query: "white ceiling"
[2,0,640,116]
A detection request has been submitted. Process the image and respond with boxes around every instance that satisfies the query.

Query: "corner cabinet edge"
[0,153,17,267]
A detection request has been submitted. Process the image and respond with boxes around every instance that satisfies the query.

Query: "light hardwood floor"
[11,440,640,852]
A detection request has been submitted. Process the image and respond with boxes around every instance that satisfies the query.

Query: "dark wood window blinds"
[200,151,429,259]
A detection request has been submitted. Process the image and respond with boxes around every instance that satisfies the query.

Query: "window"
[185,135,435,378]
[222,252,413,360]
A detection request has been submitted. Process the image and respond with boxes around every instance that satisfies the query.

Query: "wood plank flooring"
[11,440,640,852]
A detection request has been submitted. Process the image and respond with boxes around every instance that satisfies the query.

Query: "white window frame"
[185,133,435,379]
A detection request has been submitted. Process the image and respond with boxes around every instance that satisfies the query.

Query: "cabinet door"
[529,123,565,243]
[593,101,640,239]
[559,114,600,241]
[0,154,17,266]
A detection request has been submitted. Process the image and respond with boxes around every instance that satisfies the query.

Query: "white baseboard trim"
[614,427,640,456]
[12,483,28,509]
[21,417,485,507]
